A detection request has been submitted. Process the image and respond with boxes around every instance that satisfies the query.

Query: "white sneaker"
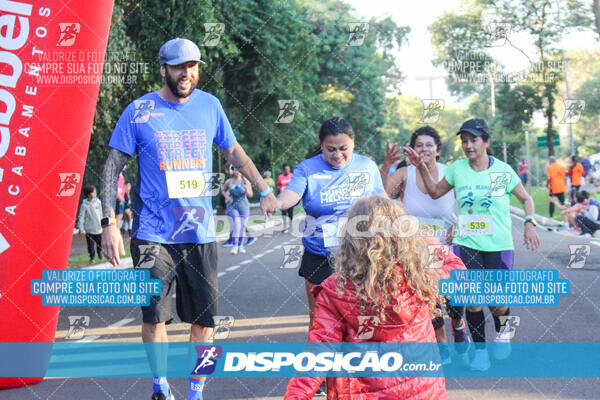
[238,246,246,254]
[558,225,571,232]
[470,348,491,371]
[151,391,175,400]
[230,246,238,255]
[494,325,512,360]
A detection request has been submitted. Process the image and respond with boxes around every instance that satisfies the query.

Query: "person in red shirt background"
[519,159,529,185]
[277,163,295,233]
[567,155,585,203]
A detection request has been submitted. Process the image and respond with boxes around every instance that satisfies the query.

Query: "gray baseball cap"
[159,38,205,66]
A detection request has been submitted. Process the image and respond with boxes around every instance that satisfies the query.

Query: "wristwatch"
[101,217,117,228]
[524,216,537,227]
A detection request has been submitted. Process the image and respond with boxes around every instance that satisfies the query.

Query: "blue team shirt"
[286,153,385,256]
[109,89,236,244]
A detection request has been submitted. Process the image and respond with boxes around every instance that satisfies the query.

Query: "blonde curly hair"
[334,196,442,322]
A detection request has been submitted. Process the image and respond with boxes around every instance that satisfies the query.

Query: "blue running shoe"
[494,323,512,360]
[470,348,490,371]
[439,342,451,365]
[245,237,257,246]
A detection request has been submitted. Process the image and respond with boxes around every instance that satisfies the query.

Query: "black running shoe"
[314,382,326,397]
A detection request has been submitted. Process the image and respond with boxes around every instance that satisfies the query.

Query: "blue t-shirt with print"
[286,153,385,257]
[109,89,236,244]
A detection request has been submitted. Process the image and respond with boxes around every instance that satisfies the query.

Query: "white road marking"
[218,272,226,277]
[240,260,252,265]
[226,265,240,271]
[274,245,282,249]
[108,318,135,329]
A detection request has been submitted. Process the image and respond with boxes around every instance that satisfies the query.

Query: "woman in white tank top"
[381,126,469,365]
[384,127,457,245]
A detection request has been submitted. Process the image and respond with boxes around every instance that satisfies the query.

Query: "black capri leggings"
[283,207,294,221]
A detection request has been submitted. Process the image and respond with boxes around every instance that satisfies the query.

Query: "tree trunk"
[545,83,555,156]
[595,0,600,39]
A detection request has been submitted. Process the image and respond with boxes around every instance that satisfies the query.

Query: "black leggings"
[85,233,102,259]
[549,192,565,218]
[570,185,581,203]
[576,215,600,234]
[282,207,294,221]
[453,245,513,345]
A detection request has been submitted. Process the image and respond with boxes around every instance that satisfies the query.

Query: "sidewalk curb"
[510,206,562,228]
[511,206,600,243]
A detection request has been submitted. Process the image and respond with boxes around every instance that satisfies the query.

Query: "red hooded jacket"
[285,236,465,400]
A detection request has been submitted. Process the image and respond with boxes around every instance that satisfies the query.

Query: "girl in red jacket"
[285,196,465,399]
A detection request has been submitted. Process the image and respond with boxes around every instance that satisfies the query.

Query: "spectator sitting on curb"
[574,191,600,238]
[550,191,589,234]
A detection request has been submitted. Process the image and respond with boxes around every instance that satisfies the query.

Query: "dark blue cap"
[457,118,490,137]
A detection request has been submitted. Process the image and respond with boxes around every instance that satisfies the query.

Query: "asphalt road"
[3,216,600,399]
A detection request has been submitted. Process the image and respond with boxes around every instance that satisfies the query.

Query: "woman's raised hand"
[403,146,425,168]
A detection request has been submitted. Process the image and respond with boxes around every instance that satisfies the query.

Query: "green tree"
[595,0,600,38]
[430,0,593,159]
[380,95,467,163]
[85,2,143,191]
[116,0,409,171]
[300,0,410,163]
[570,52,600,156]
[84,0,411,204]
[476,0,593,155]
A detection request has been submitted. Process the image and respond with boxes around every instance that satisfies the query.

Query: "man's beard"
[165,69,198,98]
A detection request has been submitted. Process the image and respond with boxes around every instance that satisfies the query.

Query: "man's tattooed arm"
[101,148,130,218]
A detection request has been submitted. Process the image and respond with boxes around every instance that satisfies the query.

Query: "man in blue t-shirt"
[100,38,277,400]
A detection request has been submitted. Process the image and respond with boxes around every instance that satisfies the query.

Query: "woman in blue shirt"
[275,117,386,328]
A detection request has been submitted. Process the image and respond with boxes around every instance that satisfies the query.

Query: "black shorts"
[299,249,334,285]
[131,238,218,327]
[452,245,514,270]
